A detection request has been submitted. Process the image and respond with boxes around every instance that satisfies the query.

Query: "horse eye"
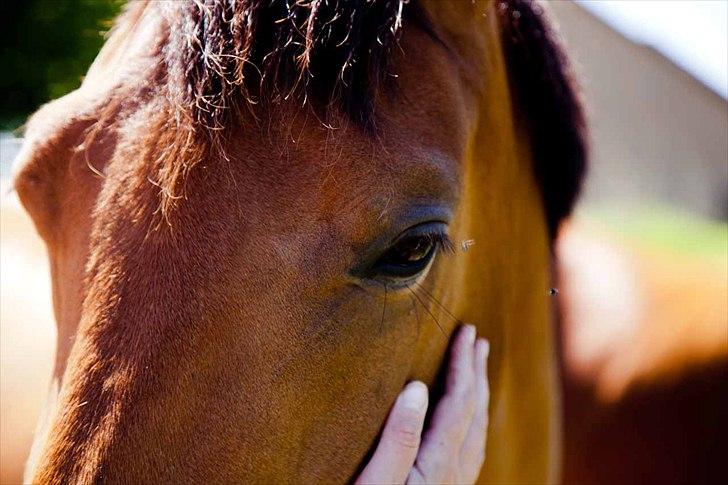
[373,235,440,279]
[384,237,434,264]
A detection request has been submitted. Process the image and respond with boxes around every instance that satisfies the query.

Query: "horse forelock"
[100,0,415,221]
[92,0,586,229]
[163,0,411,129]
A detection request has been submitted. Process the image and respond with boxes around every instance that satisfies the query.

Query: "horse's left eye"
[371,224,452,280]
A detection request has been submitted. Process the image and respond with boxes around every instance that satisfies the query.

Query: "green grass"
[582,203,727,257]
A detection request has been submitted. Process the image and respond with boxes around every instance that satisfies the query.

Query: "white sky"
[575,0,728,99]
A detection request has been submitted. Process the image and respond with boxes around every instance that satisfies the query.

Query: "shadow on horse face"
[13,1,585,483]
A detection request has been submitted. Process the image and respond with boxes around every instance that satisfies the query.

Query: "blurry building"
[549,1,728,220]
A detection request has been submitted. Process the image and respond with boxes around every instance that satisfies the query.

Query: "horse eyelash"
[424,231,455,255]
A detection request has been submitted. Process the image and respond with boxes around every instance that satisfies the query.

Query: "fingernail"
[479,338,490,358]
[401,381,428,412]
[465,324,476,345]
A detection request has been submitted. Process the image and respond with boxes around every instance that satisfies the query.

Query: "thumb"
[356,381,429,484]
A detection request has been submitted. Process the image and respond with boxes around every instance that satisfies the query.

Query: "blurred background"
[0,1,726,484]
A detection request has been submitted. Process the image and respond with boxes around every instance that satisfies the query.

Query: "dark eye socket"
[370,224,453,280]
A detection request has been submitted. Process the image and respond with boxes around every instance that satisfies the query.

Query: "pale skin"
[357,325,490,484]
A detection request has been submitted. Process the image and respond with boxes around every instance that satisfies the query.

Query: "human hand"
[357,325,490,484]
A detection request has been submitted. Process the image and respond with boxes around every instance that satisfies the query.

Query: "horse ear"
[12,97,100,243]
[499,0,588,238]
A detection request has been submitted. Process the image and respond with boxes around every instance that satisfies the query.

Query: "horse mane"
[498,0,588,237]
[100,0,586,234]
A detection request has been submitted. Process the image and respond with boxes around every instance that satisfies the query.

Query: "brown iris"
[375,236,438,279]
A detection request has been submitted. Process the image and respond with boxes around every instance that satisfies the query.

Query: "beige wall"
[549,1,728,220]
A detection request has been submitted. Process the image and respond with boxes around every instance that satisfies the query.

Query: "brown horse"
[13,1,585,483]
[557,222,728,485]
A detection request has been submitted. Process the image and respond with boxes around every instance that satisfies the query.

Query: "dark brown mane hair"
[101,0,586,234]
[164,0,409,132]
[498,0,588,237]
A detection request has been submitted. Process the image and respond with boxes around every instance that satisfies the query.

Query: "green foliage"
[0,0,123,130]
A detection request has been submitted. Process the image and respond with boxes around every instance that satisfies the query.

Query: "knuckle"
[450,375,474,400]
[392,424,422,450]
[390,410,423,450]
[448,361,473,385]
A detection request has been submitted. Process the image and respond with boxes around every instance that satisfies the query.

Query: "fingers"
[409,325,489,484]
[460,338,490,482]
[356,325,491,485]
[356,381,429,485]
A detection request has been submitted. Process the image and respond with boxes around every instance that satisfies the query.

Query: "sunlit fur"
[13,1,585,483]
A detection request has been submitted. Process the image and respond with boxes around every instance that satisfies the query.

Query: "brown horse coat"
[13,1,585,483]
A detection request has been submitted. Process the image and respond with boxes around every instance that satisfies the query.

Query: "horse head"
[14,1,585,482]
